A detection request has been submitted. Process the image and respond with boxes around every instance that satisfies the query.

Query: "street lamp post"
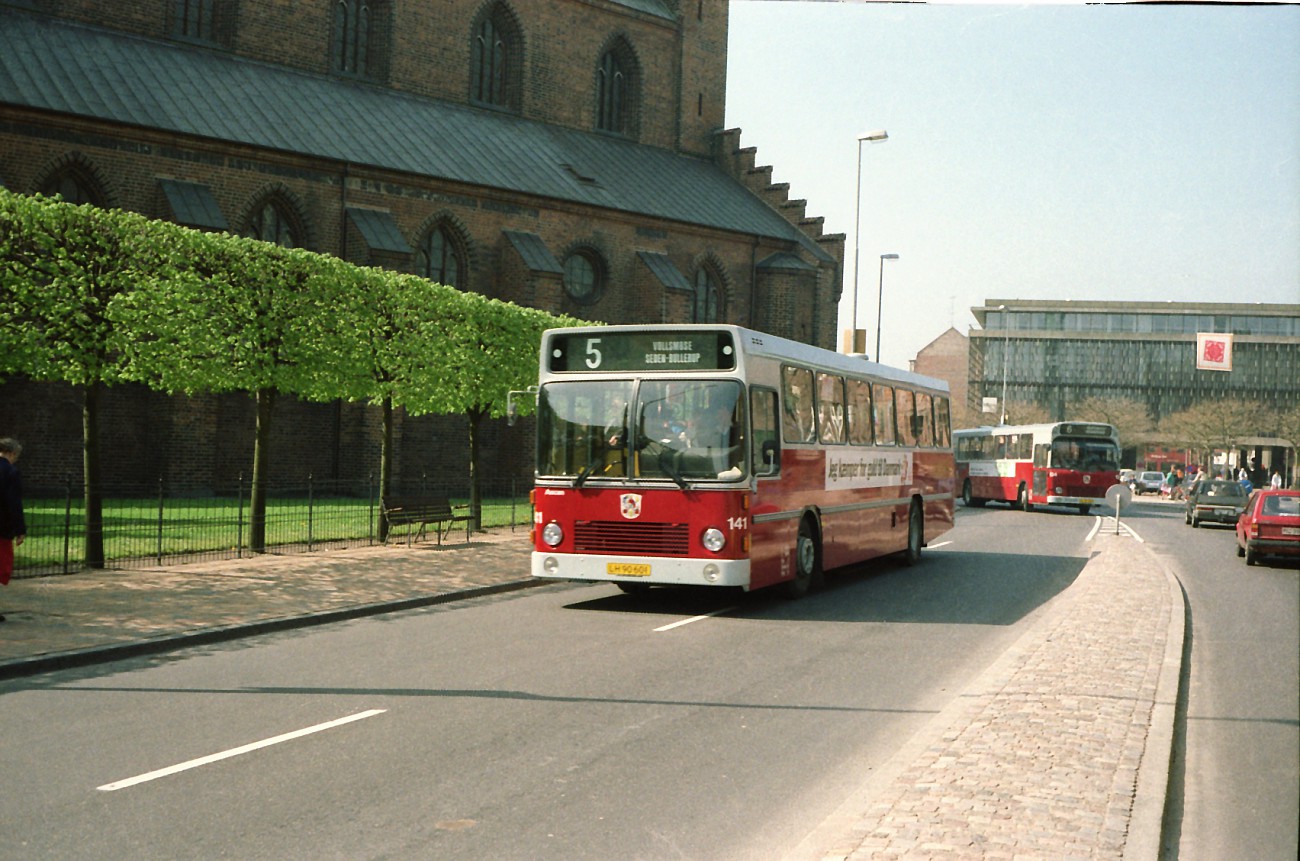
[997,304,1010,425]
[874,253,899,362]
[850,129,889,353]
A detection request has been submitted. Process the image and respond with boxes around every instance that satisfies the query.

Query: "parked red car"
[1235,489,1300,566]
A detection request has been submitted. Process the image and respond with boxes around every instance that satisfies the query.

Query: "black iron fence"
[13,474,533,579]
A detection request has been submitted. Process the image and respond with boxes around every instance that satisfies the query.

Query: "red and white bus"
[953,422,1121,515]
[530,324,955,597]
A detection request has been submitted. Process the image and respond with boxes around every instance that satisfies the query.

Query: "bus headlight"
[542,522,564,547]
[543,556,559,575]
[703,563,721,582]
[702,527,726,552]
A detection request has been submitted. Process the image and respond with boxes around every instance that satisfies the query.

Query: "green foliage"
[0,191,177,385]
[2,186,586,419]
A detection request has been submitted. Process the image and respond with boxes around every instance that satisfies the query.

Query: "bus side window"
[1033,443,1050,468]
[935,397,951,448]
[750,388,780,475]
[915,392,934,447]
[781,365,816,444]
[847,378,873,445]
[873,384,896,445]
[816,372,847,445]
[897,389,918,447]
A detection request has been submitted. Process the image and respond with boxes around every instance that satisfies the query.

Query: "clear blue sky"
[725,0,1300,368]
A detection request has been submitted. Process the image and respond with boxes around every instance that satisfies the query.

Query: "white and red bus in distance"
[530,324,955,598]
[953,422,1122,515]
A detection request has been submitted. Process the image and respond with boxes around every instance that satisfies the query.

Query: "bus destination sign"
[548,331,736,372]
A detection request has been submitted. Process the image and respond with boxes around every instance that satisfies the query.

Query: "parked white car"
[1132,471,1166,495]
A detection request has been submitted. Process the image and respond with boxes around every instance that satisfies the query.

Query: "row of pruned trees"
[0,189,583,564]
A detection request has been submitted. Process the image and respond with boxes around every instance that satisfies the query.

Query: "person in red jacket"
[0,437,27,621]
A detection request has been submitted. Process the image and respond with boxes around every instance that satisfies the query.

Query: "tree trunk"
[378,395,393,541]
[82,383,105,569]
[250,387,275,553]
[467,406,485,531]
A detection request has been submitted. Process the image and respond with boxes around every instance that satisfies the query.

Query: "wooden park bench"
[380,495,472,545]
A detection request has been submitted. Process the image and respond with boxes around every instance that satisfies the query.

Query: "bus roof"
[542,324,951,395]
[954,421,1119,438]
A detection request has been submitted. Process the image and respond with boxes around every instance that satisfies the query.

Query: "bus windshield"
[1051,437,1120,472]
[537,379,745,484]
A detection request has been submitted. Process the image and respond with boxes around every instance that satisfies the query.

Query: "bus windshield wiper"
[658,451,689,489]
[572,464,596,487]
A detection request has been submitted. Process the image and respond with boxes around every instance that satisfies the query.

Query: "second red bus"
[953,422,1121,515]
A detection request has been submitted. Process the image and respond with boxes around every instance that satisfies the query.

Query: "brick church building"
[0,0,843,496]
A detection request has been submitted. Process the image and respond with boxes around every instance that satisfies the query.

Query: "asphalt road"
[1120,498,1299,861]
[0,508,1124,860]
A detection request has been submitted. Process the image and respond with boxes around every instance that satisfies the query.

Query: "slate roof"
[637,251,692,292]
[159,178,229,231]
[504,231,564,275]
[757,251,816,272]
[608,0,675,20]
[0,12,833,263]
[347,208,412,255]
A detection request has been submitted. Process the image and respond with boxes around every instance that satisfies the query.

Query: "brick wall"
[1,0,843,496]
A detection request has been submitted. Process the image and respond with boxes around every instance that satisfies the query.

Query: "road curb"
[0,577,545,681]
[1122,541,1188,861]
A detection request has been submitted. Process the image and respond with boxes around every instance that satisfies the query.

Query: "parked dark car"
[1184,479,1248,527]
[1235,490,1300,566]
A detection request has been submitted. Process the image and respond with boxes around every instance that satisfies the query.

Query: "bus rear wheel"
[903,500,923,566]
[784,517,821,599]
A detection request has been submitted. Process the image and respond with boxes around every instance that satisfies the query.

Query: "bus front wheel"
[784,517,821,599]
[962,480,986,508]
[1017,484,1032,512]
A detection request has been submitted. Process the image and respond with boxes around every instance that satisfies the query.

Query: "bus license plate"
[1283,527,1300,536]
[608,562,651,577]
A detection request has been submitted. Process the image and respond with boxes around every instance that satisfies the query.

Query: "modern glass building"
[968,300,1300,422]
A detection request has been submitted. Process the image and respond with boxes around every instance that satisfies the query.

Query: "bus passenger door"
[1032,443,1050,500]
[748,387,786,589]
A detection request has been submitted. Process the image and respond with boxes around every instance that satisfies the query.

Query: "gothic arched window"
[597,51,626,133]
[471,5,520,111]
[417,225,464,289]
[245,200,299,247]
[693,266,723,323]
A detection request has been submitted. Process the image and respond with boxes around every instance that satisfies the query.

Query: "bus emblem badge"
[620,494,643,519]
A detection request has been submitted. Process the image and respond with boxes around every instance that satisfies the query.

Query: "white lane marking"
[97,709,387,792]
[654,607,737,632]
[1087,517,1101,542]
[1118,520,1146,543]
[1093,516,1145,543]
[927,541,953,550]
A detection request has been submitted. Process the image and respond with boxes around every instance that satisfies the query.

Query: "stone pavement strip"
[0,529,539,677]
[801,529,1183,861]
[0,525,1183,860]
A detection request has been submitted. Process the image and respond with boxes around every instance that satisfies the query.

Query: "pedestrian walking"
[0,437,27,621]
[1271,469,1284,490]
